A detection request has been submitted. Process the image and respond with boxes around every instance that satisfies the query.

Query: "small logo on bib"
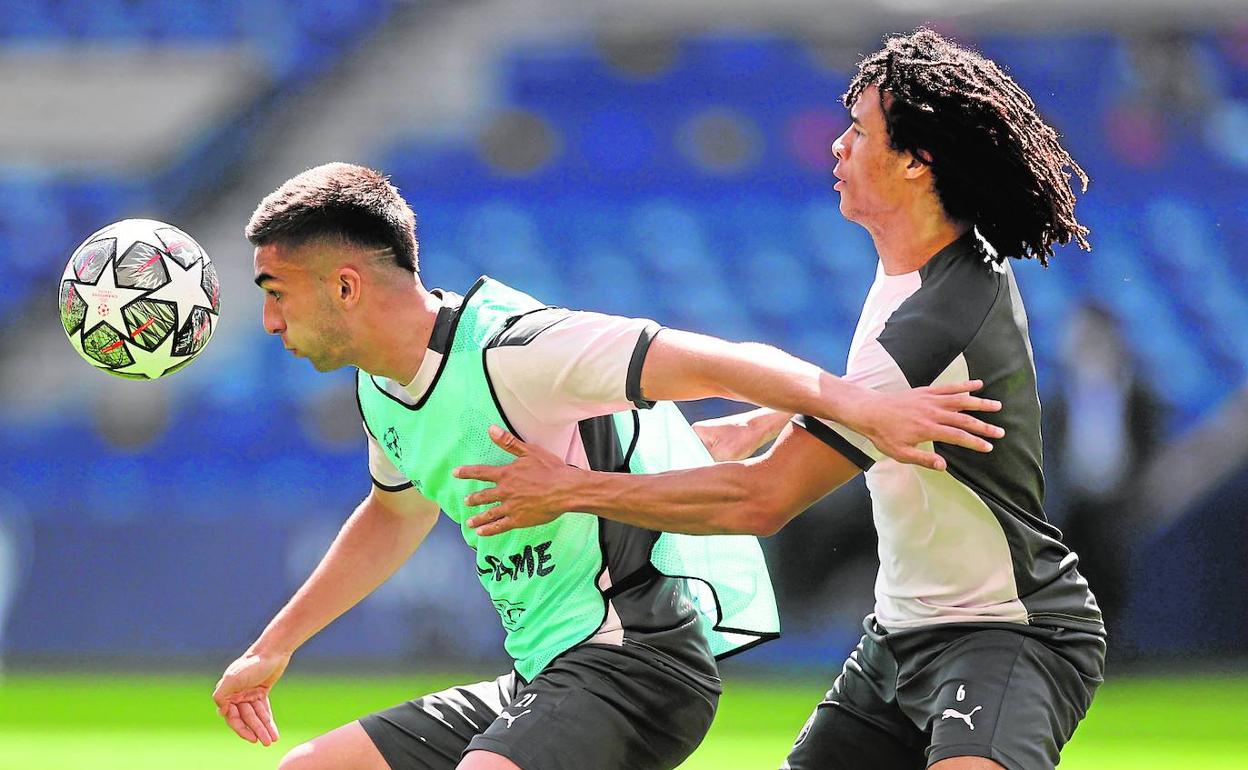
[383,426,401,459]
[492,598,527,631]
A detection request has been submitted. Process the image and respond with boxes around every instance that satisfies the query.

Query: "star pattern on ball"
[115,330,179,380]
[75,261,149,340]
[145,253,217,331]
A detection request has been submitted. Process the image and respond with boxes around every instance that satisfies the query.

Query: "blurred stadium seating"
[1,3,1246,669]
[380,32,1248,430]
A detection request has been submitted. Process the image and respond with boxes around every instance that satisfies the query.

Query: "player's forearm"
[560,461,787,537]
[642,331,875,431]
[707,344,875,429]
[249,498,427,656]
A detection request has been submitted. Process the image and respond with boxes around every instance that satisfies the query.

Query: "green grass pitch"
[1,672,1244,768]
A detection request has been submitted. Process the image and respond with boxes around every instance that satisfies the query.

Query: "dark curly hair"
[845,28,1090,265]
[246,162,419,273]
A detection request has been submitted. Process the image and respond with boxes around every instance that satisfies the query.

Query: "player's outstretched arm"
[212,487,439,745]
[458,422,857,537]
[639,329,1004,471]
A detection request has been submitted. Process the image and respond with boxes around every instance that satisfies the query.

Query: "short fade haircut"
[845,29,1090,265]
[245,162,418,273]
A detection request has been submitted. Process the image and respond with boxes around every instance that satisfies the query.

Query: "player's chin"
[306,354,346,372]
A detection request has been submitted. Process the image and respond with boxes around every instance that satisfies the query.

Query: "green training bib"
[357,277,778,679]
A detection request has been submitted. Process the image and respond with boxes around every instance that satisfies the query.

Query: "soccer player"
[458,30,1106,770]
[211,162,1005,770]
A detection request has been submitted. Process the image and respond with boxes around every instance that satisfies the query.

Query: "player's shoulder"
[488,306,656,351]
[488,306,578,349]
[877,230,1006,385]
[483,306,658,412]
[905,229,1001,308]
[892,231,1003,325]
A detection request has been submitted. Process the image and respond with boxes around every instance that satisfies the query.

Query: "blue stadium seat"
[568,248,649,317]
[739,246,812,319]
[53,0,134,39]
[0,0,58,37]
[139,0,238,41]
[629,200,715,278]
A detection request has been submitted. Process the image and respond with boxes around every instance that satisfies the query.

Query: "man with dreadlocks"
[456,28,1105,770]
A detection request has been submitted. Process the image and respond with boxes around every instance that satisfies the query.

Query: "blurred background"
[1,0,1246,767]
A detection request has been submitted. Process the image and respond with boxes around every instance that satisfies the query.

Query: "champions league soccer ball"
[58,219,221,380]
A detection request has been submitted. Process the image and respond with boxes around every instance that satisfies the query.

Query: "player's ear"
[904,148,933,179]
[335,267,362,308]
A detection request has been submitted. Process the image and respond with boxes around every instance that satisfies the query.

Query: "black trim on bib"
[713,631,780,662]
[482,350,525,441]
[370,475,414,493]
[426,291,459,356]
[575,410,638,474]
[483,306,575,438]
[367,277,486,412]
[488,306,572,348]
[602,563,661,600]
[620,411,641,471]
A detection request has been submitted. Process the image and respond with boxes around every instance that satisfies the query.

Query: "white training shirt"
[794,231,1103,635]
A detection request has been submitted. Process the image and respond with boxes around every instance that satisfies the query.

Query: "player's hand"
[850,380,1004,471]
[456,425,577,536]
[212,649,289,746]
[693,409,791,462]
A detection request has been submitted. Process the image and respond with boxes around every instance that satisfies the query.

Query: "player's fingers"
[476,515,518,537]
[465,487,503,508]
[254,697,280,742]
[453,464,498,482]
[935,426,993,453]
[466,505,508,529]
[225,704,258,742]
[488,425,529,457]
[240,701,271,746]
[950,394,1002,414]
[927,379,984,395]
[238,701,273,746]
[946,412,1004,439]
[481,521,516,537]
[896,446,947,471]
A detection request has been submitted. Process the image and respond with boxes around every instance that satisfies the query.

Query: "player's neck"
[869,203,970,276]
[354,279,441,384]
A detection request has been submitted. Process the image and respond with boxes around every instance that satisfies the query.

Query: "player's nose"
[262,303,284,335]
[831,133,847,161]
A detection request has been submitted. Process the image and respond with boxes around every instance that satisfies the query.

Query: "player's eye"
[267,290,282,301]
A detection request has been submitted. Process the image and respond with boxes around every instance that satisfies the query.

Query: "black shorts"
[359,642,720,770]
[782,616,1105,770]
